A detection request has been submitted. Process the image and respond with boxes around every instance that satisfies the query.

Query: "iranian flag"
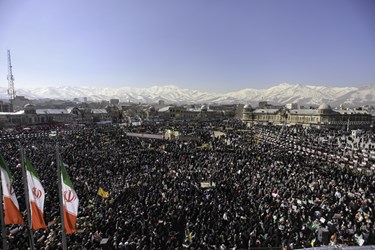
[60,160,78,234]
[0,155,24,225]
[25,158,47,230]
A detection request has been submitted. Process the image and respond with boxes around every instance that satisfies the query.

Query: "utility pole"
[7,50,16,112]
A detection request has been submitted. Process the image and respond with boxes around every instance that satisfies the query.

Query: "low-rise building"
[0,104,110,128]
[0,104,72,127]
[285,103,299,110]
[0,101,11,112]
[242,103,372,129]
[157,105,229,121]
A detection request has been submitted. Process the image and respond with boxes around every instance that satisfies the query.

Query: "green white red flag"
[25,158,47,230]
[60,160,78,234]
[0,155,24,225]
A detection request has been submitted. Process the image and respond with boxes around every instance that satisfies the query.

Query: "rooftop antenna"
[7,49,16,112]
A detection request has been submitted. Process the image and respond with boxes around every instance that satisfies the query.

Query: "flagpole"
[0,171,9,250]
[56,145,68,250]
[20,146,35,250]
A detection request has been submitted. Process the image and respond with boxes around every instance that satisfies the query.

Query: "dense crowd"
[0,120,374,249]
[257,125,375,172]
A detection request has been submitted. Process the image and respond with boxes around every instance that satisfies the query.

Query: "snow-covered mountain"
[1,83,374,107]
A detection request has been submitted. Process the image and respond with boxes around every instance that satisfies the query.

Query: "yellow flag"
[311,238,315,247]
[97,187,109,198]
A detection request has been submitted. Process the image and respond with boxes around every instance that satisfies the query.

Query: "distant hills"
[2,83,375,107]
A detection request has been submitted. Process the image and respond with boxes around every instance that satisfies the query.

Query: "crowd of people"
[0,120,374,249]
[256,125,375,172]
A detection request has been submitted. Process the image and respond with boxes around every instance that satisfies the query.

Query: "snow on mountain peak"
[2,83,374,106]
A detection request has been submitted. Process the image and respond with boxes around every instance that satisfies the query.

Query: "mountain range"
[1,83,375,107]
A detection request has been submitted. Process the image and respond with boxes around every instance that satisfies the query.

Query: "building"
[0,104,72,127]
[285,103,298,110]
[0,104,110,128]
[13,96,30,111]
[242,103,372,129]
[258,101,282,109]
[91,109,111,122]
[70,107,110,123]
[0,101,11,112]
[110,99,120,105]
[157,105,231,121]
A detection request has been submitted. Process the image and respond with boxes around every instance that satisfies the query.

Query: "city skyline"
[0,0,374,92]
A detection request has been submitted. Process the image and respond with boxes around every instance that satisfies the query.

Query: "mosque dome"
[318,103,332,110]
[24,103,36,109]
[317,103,332,115]
[24,103,36,114]
[243,104,252,110]
[201,104,208,111]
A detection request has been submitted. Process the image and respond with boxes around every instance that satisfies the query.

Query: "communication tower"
[7,49,16,112]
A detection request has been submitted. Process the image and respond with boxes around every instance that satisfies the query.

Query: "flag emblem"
[32,187,42,199]
[64,190,77,202]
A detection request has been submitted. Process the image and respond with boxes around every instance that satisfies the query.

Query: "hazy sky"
[0,0,374,92]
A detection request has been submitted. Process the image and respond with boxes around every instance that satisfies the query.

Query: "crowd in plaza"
[0,120,374,249]
[257,125,375,172]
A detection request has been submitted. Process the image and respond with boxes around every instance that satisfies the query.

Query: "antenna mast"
[7,49,16,112]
